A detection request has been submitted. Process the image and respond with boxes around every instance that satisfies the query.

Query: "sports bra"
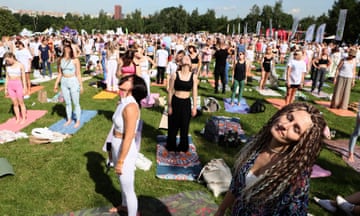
[318,56,329,65]
[174,72,193,92]
[6,64,22,76]
[60,58,76,76]
[112,95,139,134]
[190,54,199,64]
[122,64,136,75]
[139,59,149,73]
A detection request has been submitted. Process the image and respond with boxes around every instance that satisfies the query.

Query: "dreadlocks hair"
[234,102,327,204]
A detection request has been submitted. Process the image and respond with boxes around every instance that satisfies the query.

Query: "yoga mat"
[28,85,45,95]
[92,91,118,100]
[323,139,360,173]
[156,135,202,181]
[31,73,58,85]
[0,86,4,91]
[265,98,286,110]
[303,79,312,87]
[151,79,167,87]
[314,100,356,117]
[302,87,331,99]
[277,86,307,100]
[158,111,168,129]
[0,79,5,84]
[102,121,143,152]
[56,191,218,216]
[310,164,331,178]
[254,86,282,97]
[223,98,249,114]
[49,110,98,134]
[141,93,160,108]
[81,76,93,82]
[0,110,47,132]
[0,158,14,177]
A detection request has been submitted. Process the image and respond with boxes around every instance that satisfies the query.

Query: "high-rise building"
[114,5,122,20]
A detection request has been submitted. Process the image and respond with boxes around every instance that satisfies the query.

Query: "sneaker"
[106,158,114,168]
[336,195,355,216]
[313,196,337,213]
[24,95,30,99]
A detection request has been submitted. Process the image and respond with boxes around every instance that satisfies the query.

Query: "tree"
[0,9,21,36]
[244,4,261,33]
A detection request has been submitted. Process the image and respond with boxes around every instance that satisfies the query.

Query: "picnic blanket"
[314,101,356,117]
[254,86,282,97]
[0,110,47,132]
[265,98,286,110]
[323,139,360,172]
[92,90,118,99]
[0,158,14,177]
[223,98,249,114]
[156,135,202,181]
[141,93,160,108]
[49,110,98,134]
[56,191,218,216]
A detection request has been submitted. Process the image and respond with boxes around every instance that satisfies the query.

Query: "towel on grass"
[254,86,282,97]
[223,98,249,114]
[314,100,356,117]
[49,110,98,134]
[156,135,202,181]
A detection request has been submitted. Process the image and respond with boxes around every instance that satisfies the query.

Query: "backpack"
[202,97,220,112]
[249,100,266,113]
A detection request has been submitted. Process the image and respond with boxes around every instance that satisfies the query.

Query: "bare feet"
[64,120,72,127]
[20,118,26,124]
[15,118,20,124]
[348,153,355,162]
[74,121,80,128]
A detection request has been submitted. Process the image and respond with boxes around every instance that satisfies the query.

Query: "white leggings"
[142,72,151,101]
[111,137,138,216]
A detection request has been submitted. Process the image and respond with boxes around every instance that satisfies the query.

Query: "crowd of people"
[2,31,360,215]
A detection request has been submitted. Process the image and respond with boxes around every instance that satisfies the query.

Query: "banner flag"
[335,9,347,41]
[315,23,326,43]
[305,24,316,42]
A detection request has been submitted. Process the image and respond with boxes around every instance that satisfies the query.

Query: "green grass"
[0,63,359,216]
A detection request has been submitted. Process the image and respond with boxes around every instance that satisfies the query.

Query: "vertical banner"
[269,19,273,38]
[227,24,229,34]
[244,22,248,35]
[305,24,316,42]
[315,23,326,43]
[232,24,235,35]
[289,17,299,40]
[256,21,262,36]
[335,9,347,41]
[238,23,241,35]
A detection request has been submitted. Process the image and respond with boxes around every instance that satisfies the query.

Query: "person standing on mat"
[4,52,27,124]
[215,102,327,216]
[230,51,249,106]
[213,38,229,94]
[348,100,360,162]
[109,74,147,216]
[166,55,198,152]
[54,40,83,128]
[285,49,307,105]
[259,46,275,90]
[311,49,331,94]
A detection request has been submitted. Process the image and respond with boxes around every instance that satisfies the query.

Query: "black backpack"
[249,100,266,113]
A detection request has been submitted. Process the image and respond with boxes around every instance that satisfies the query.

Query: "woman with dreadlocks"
[215,102,327,216]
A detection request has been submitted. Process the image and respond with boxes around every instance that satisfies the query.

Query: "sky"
[0,0,336,19]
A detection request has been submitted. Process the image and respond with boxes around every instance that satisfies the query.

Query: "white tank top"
[139,59,149,74]
[6,64,22,76]
[112,95,140,134]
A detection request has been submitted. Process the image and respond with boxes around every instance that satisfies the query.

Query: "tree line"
[0,0,359,43]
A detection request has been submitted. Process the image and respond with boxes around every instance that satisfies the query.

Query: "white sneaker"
[313,196,337,213]
[135,153,152,171]
[336,195,355,216]
[24,95,30,99]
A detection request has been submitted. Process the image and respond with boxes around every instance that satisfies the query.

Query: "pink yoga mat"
[0,110,47,132]
[310,164,331,178]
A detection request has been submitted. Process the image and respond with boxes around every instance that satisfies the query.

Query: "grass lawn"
[0,62,360,216]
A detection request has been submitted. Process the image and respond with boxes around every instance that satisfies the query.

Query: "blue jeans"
[61,77,81,121]
[41,59,52,77]
[349,114,360,154]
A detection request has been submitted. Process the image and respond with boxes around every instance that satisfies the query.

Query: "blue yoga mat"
[49,110,98,134]
[223,98,249,114]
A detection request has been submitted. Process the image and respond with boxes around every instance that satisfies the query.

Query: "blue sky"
[0,0,335,19]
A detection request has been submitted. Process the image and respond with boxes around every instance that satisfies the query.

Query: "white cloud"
[216,6,237,12]
[290,8,301,15]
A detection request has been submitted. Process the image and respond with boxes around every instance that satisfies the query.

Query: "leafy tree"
[0,9,21,36]
[244,4,261,33]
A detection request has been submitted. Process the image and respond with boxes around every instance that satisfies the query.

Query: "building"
[114,5,122,20]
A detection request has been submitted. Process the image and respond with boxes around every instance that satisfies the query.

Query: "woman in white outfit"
[109,74,147,216]
[133,45,155,103]
[105,42,120,92]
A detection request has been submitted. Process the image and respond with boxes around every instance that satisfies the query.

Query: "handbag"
[197,158,232,197]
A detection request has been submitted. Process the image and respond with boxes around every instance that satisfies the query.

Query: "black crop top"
[318,57,329,65]
[190,55,199,64]
[174,72,193,91]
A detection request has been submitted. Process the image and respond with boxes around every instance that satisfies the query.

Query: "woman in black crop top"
[166,55,198,152]
[259,46,275,90]
[311,50,331,94]
[231,51,249,106]
[188,44,202,76]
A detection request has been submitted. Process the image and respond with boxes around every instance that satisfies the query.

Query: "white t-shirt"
[29,42,41,56]
[156,49,168,67]
[166,61,178,75]
[287,59,307,85]
[15,48,33,72]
